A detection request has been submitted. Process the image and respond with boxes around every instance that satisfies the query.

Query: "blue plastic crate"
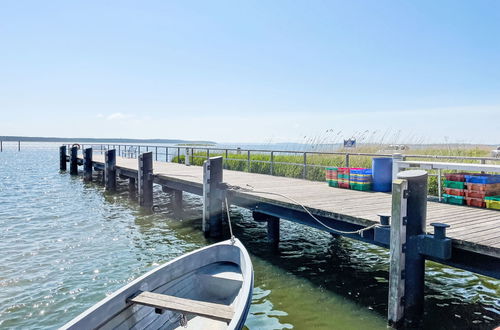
[464,174,500,184]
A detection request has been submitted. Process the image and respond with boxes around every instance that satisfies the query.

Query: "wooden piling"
[388,170,428,328]
[83,148,93,182]
[59,146,67,171]
[0,140,3,152]
[129,177,136,198]
[138,152,153,208]
[202,156,223,238]
[105,149,116,191]
[18,141,20,151]
[70,146,78,175]
[267,216,280,247]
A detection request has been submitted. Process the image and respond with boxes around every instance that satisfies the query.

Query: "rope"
[226,184,379,235]
[225,196,236,244]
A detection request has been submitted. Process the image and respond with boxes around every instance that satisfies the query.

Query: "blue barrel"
[372,158,393,192]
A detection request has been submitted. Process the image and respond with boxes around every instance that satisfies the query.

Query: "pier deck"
[84,154,499,261]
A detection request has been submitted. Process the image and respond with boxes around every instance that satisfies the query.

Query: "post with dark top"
[388,170,428,328]
[83,148,93,182]
[138,152,153,208]
[202,156,223,238]
[105,149,116,191]
[70,146,78,175]
[59,145,67,171]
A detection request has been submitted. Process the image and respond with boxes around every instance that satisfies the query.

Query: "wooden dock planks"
[84,155,500,258]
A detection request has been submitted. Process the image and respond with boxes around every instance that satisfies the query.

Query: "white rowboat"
[61,239,253,330]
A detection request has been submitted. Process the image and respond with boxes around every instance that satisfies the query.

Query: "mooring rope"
[224,196,236,245]
[225,184,379,235]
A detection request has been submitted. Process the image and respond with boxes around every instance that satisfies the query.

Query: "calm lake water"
[0,146,499,329]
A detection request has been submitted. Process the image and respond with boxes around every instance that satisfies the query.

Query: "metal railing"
[68,143,500,180]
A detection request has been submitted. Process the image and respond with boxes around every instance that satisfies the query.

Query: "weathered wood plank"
[129,291,233,322]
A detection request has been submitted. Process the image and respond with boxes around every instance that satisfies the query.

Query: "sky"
[1,0,499,144]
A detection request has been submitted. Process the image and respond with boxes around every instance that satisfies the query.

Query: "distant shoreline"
[0,136,215,145]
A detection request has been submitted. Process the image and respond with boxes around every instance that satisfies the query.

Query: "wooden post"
[70,146,78,175]
[388,178,408,327]
[162,186,183,218]
[105,149,116,191]
[392,153,404,181]
[267,216,280,248]
[138,152,153,208]
[18,141,20,151]
[202,156,223,238]
[388,170,428,327]
[83,148,93,182]
[59,146,67,171]
[128,177,136,199]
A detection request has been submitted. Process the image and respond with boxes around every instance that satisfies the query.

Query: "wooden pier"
[62,146,500,328]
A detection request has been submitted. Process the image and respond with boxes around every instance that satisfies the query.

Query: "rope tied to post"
[224,196,236,245]
[224,183,379,236]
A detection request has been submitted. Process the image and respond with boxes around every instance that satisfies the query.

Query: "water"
[0,146,499,329]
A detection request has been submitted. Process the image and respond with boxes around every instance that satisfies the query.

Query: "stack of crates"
[325,167,338,187]
[442,173,468,205]
[485,196,500,210]
[350,169,372,191]
[337,167,350,189]
[464,174,500,208]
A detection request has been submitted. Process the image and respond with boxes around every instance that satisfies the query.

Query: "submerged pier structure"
[60,145,500,327]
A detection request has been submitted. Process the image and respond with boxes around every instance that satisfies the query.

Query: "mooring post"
[388,170,428,328]
[0,140,3,152]
[202,156,223,238]
[83,148,93,182]
[161,186,183,218]
[70,146,78,175]
[18,141,20,151]
[59,146,67,171]
[138,152,154,208]
[105,149,116,191]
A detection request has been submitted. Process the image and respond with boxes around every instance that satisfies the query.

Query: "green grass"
[173,146,497,197]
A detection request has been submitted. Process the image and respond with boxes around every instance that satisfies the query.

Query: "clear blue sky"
[1,0,499,144]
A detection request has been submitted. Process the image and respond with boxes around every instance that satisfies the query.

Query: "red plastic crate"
[444,173,473,182]
[337,167,350,174]
[338,182,350,189]
[464,190,500,199]
[444,188,465,196]
[466,183,500,192]
[465,197,486,208]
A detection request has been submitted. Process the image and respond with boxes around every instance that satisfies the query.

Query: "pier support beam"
[83,148,93,182]
[252,212,280,247]
[70,146,78,175]
[105,149,116,191]
[162,186,183,218]
[138,152,154,208]
[59,146,67,171]
[388,170,428,328]
[203,156,223,238]
[129,177,136,198]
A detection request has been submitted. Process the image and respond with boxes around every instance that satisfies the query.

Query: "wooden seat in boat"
[128,291,234,322]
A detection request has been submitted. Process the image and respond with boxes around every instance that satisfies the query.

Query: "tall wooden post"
[203,156,223,238]
[83,148,93,182]
[388,170,428,328]
[105,149,116,191]
[138,152,153,208]
[18,141,20,151]
[70,146,78,175]
[59,146,67,171]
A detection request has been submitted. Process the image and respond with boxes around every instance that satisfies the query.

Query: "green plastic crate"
[443,193,465,205]
[444,180,465,189]
[338,174,349,179]
[328,181,339,187]
[485,195,500,201]
[350,183,372,191]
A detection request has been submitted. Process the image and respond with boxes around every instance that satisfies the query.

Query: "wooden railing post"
[83,148,93,182]
[247,150,251,172]
[303,152,307,179]
[59,145,67,171]
[202,156,223,238]
[70,146,78,175]
[138,152,153,208]
[105,149,116,191]
[270,151,274,175]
